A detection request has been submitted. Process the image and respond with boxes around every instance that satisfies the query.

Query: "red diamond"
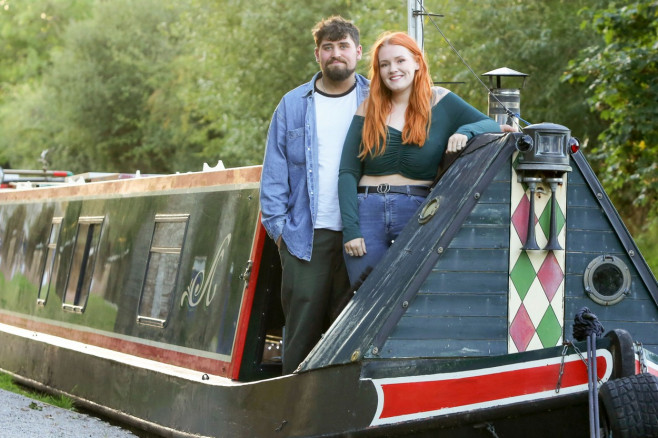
[510,304,534,352]
[537,252,564,302]
[511,194,537,245]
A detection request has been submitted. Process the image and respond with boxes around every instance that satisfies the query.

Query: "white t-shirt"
[314,83,358,230]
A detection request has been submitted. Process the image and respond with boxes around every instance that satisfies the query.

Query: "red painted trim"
[0,313,230,376]
[371,352,613,426]
[227,214,267,380]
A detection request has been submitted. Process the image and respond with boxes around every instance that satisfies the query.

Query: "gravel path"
[0,389,140,438]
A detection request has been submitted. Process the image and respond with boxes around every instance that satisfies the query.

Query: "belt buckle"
[377,183,390,194]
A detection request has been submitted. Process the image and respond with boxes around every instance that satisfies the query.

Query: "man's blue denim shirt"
[260,72,369,261]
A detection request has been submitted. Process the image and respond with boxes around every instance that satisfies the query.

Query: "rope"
[572,307,604,438]
[572,307,604,341]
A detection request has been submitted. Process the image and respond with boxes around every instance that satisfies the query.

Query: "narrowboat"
[1,15,658,438]
[1,120,657,437]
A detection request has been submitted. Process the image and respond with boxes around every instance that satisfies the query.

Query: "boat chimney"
[482,67,528,130]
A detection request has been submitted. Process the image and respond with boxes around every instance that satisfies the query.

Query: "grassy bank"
[0,372,75,410]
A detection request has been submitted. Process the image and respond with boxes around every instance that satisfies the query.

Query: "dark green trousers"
[279,229,351,374]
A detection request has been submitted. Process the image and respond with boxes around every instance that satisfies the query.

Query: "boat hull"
[2,317,654,437]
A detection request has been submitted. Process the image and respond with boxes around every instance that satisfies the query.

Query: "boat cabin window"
[137,214,189,328]
[37,217,62,306]
[62,216,104,313]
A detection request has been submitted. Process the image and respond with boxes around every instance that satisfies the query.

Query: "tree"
[419,0,608,143]
[0,0,91,89]
[43,0,186,173]
[169,0,377,168]
[565,1,658,270]
[565,1,658,233]
[0,0,93,167]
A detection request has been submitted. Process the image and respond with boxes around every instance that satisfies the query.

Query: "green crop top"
[338,91,501,243]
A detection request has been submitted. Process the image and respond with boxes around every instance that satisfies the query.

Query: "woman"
[338,31,501,285]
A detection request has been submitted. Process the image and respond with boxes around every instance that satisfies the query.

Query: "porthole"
[583,255,631,306]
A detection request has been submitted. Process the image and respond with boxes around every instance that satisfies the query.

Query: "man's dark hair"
[312,16,360,47]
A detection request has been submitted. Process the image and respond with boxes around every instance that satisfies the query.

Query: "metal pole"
[587,334,600,438]
[408,0,423,51]
[2,169,71,176]
[590,333,601,438]
[587,335,595,438]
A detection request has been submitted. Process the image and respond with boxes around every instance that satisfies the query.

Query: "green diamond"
[510,251,536,300]
[537,306,562,348]
[538,195,565,239]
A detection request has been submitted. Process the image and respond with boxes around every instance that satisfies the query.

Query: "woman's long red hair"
[360,32,433,158]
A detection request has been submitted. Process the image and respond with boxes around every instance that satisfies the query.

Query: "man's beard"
[323,62,355,82]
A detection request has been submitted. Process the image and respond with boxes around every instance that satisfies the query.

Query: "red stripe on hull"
[0,313,229,376]
[372,351,612,425]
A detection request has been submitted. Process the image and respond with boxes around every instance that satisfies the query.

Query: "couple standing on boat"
[260,16,501,374]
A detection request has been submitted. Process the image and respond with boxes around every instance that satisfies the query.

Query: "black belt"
[357,184,431,197]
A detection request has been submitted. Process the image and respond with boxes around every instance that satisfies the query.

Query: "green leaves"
[567,1,658,233]
[0,0,655,252]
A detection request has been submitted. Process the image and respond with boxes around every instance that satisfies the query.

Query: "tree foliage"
[2,0,611,173]
[423,0,608,142]
[47,0,184,173]
[0,0,90,88]
[0,0,655,267]
[0,0,92,167]
[0,0,184,172]
[565,1,658,234]
[167,0,404,170]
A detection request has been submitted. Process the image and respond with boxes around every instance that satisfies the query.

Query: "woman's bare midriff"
[359,174,432,187]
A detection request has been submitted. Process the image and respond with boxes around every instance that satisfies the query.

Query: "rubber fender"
[605,329,636,379]
[599,373,658,438]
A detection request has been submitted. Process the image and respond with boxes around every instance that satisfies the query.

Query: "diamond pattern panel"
[508,152,568,352]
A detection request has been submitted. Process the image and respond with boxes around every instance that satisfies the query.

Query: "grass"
[0,372,75,410]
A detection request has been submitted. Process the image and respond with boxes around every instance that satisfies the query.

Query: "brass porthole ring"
[418,198,439,224]
[583,255,631,306]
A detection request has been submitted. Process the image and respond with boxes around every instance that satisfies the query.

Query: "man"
[260,16,369,374]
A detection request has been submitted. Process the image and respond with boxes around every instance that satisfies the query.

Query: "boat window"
[37,217,63,306]
[584,255,631,306]
[137,214,189,328]
[63,216,104,313]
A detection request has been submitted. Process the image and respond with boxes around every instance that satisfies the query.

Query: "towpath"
[0,388,140,437]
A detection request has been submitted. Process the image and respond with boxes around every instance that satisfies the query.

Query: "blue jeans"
[344,192,426,285]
